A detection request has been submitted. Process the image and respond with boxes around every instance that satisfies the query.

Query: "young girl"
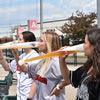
[59,28,100,100]
[0,31,39,100]
[16,32,67,100]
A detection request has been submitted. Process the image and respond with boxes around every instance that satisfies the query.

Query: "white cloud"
[61,0,96,17]
[59,0,63,5]
[43,0,96,21]
[44,14,64,21]
[0,0,9,4]
[0,4,39,26]
[83,0,97,13]
[0,0,97,33]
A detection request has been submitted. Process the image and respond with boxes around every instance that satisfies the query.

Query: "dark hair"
[86,28,100,45]
[22,31,36,42]
[22,31,38,52]
[83,28,100,81]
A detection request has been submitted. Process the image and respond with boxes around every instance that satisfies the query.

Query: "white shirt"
[27,57,65,100]
[9,50,39,100]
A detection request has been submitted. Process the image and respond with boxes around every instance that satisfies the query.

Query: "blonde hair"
[35,32,62,76]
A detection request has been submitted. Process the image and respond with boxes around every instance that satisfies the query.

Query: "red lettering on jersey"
[17,66,21,74]
[35,74,47,84]
[42,78,47,84]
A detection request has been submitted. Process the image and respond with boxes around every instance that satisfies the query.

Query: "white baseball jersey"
[9,50,39,100]
[26,57,65,100]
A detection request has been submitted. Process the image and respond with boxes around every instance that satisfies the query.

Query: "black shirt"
[70,67,100,100]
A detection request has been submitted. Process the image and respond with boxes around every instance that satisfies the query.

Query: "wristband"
[56,84,60,90]
[18,60,24,66]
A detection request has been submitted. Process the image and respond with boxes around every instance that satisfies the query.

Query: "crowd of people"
[0,28,100,100]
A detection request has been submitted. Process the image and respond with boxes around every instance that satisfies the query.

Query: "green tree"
[61,10,97,45]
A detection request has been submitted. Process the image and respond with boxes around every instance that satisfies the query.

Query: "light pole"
[97,0,100,28]
[40,0,43,36]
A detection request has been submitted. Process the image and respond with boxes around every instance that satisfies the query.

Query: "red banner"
[17,27,24,35]
[28,20,37,31]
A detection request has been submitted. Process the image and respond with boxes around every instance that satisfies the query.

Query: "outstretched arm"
[0,50,10,71]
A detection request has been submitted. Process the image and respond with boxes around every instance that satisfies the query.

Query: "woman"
[18,32,67,100]
[59,28,100,100]
[0,31,39,100]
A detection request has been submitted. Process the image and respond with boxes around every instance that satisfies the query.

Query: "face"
[83,35,94,58]
[18,34,25,43]
[38,34,47,53]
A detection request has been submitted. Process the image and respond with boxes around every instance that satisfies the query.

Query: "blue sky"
[0,0,97,37]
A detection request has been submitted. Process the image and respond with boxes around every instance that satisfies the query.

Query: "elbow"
[66,80,71,85]
[63,73,71,85]
[2,64,10,71]
[64,79,70,85]
[4,66,10,71]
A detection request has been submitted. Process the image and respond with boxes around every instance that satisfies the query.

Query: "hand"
[59,46,67,50]
[9,42,18,55]
[49,87,61,97]
[59,46,68,61]
[0,49,2,53]
[0,46,4,60]
[11,48,19,60]
[0,44,2,52]
[11,48,18,55]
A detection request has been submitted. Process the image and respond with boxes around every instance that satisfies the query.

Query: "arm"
[0,50,10,71]
[49,81,67,96]
[59,51,70,84]
[27,80,36,100]
[11,49,27,73]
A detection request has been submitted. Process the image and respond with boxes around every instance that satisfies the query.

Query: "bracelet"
[56,84,61,90]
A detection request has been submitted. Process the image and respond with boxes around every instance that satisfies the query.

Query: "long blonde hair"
[35,32,62,76]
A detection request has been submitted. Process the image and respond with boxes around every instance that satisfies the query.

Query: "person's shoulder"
[73,66,85,77]
[75,66,83,72]
[31,49,39,56]
[50,57,59,66]
[32,49,39,54]
[51,57,59,63]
